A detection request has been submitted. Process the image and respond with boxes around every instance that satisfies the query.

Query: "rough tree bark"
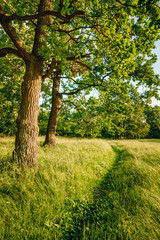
[43,69,62,147]
[15,56,44,165]
[14,0,52,165]
[0,0,86,164]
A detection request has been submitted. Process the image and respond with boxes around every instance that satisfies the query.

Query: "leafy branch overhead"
[0,0,160,164]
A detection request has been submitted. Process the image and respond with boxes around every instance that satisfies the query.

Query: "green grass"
[0,137,160,239]
[0,137,115,239]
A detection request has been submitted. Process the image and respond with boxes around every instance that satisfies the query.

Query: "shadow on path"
[60,143,160,240]
[60,144,132,240]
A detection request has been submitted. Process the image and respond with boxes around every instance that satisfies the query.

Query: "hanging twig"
[62,100,91,124]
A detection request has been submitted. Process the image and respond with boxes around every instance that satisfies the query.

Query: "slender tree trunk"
[43,69,62,147]
[14,56,44,166]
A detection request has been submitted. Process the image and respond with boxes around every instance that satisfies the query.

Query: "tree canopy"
[0,0,160,164]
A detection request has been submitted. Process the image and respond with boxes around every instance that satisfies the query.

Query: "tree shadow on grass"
[60,145,130,239]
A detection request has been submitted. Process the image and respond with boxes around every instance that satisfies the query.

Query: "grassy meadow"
[0,137,160,239]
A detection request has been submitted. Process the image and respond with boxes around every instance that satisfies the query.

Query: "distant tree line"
[1,0,160,165]
[1,60,160,140]
[0,58,160,140]
[44,104,160,140]
[39,84,160,140]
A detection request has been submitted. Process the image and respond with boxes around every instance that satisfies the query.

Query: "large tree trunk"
[14,0,52,166]
[14,56,44,166]
[43,69,62,147]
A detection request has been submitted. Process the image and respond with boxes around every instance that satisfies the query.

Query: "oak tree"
[0,0,159,165]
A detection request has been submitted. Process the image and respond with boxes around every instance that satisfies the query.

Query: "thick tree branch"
[4,9,85,23]
[0,47,21,57]
[32,0,52,56]
[0,5,29,61]
[61,71,112,95]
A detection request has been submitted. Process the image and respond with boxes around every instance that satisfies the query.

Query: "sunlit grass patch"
[38,138,115,202]
[0,137,115,239]
[60,140,160,239]
[0,137,159,239]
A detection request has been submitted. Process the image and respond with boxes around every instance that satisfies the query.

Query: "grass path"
[0,137,160,239]
[59,140,160,239]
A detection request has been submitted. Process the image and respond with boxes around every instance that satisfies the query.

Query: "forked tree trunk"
[43,69,62,147]
[14,56,44,166]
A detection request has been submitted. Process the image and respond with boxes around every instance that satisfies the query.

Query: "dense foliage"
[38,76,160,139]
[1,73,160,139]
[0,0,160,165]
[0,57,23,135]
[145,105,160,138]
[41,96,160,139]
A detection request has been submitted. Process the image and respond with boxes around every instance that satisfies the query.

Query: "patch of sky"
[151,40,160,106]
